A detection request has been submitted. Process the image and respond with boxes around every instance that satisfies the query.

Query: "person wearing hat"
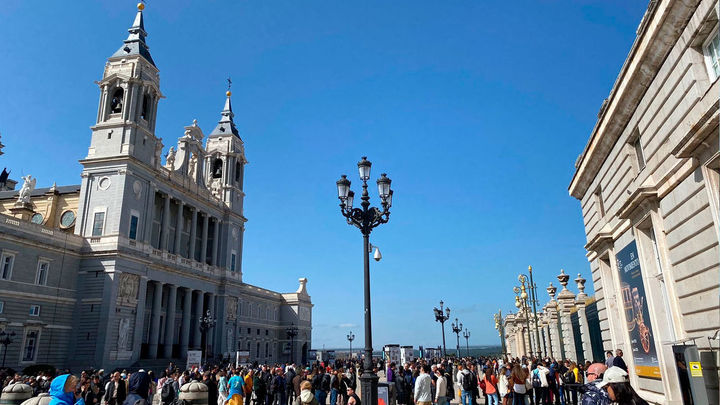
[577,363,609,405]
[122,372,151,405]
[597,367,648,405]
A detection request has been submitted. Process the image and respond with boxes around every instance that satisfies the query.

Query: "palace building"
[569,0,718,403]
[0,4,312,371]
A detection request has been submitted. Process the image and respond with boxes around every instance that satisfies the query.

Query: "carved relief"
[117,273,139,306]
[118,318,131,351]
[227,297,238,321]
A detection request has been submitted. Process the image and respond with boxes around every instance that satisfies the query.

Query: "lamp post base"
[359,370,378,405]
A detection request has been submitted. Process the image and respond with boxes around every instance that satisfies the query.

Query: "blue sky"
[0,1,648,348]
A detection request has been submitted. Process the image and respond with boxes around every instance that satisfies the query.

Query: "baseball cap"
[597,366,628,388]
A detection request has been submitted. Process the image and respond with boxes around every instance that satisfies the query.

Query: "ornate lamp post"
[433,301,451,356]
[199,310,216,366]
[451,318,463,358]
[336,156,393,405]
[494,310,506,357]
[286,323,299,363]
[514,286,533,356]
[0,330,16,368]
[526,266,544,357]
[347,331,355,359]
[462,328,470,357]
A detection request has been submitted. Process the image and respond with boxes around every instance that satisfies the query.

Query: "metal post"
[360,231,378,405]
[528,267,544,357]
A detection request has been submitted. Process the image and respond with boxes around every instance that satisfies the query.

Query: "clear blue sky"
[0,1,648,349]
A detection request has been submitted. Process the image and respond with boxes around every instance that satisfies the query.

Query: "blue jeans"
[436,396,448,405]
[487,393,499,405]
[461,390,472,405]
[512,392,526,405]
[330,389,338,405]
[315,391,327,405]
[556,386,565,405]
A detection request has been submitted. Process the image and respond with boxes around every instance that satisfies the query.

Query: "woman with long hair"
[599,367,649,405]
[509,364,527,405]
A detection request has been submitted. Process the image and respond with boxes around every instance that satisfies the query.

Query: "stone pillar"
[143,186,155,243]
[179,382,208,405]
[148,281,164,359]
[189,208,198,261]
[174,200,185,256]
[575,273,593,362]
[161,194,171,251]
[2,383,33,405]
[557,270,578,361]
[546,282,563,360]
[163,284,178,358]
[200,214,209,264]
[180,287,192,357]
[131,277,149,363]
[206,292,215,356]
[211,219,220,266]
[193,290,204,349]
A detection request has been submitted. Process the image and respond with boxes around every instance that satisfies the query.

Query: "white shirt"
[434,375,447,400]
[414,373,432,402]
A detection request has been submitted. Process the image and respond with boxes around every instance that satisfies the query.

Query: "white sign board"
[383,345,400,365]
[187,350,202,370]
[236,351,250,367]
[400,346,414,364]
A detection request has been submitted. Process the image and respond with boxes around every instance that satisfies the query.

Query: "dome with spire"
[111,2,156,67]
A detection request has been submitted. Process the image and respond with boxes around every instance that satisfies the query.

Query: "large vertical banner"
[615,240,661,379]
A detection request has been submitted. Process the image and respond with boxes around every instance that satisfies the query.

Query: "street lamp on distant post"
[526,266,544,357]
[433,301,450,356]
[199,310,216,366]
[286,323,299,363]
[0,330,16,368]
[451,318,463,358]
[347,331,355,359]
[336,156,393,405]
[494,310,506,357]
[514,286,533,356]
[462,328,470,357]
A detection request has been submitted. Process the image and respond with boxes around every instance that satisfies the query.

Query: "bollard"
[19,393,50,405]
[179,382,208,405]
[1,384,33,405]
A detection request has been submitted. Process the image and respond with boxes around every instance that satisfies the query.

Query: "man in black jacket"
[104,372,127,405]
[612,349,628,372]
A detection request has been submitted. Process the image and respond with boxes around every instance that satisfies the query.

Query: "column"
[200,214,209,264]
[161,194,171,251]
[207,292,215,356]
[575,274,593,362]
[180,287,192,357]
[163,285,178,358]
[189,208,198,261]
[143,185,155,244]
[148,281,164,359]
[211,219,220,266]
[193,290,204,349]
[557,270,577,361]
[131,277,148,363]
[174,200,185,256]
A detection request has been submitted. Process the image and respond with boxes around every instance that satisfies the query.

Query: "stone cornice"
[569,0,700,199]
[671,97,719,158]
[617,185,658,220]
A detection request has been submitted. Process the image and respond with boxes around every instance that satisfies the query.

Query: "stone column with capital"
[131,277,149,364]
[143,186,156,244]
[193,290,204,349]
[189,208,198,260]
[556,270,578,361]
[574,273,593,362]
[211,219,220,266]
[163,285,178,358]
[180,287,192,357]
[200,215,209,264]
[546,282,563,360]
[161,194,171,251]
[148,281,164,359]
[174,201,185,256]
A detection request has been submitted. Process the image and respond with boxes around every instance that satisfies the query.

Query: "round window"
[60,210,76,228]
[31,213,44,224]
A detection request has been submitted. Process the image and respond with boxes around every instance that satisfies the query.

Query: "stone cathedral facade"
[0,4,312,371]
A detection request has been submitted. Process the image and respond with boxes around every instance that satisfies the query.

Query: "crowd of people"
[0,350,648,405]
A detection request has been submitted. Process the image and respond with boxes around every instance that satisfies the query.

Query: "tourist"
[456,363,472,405]
[204,371,219,405]
[603,353,613,370]
[577,363,608,405]
[227,369,244,405]
[531,361,549,404]
[509,364,527,405]
[482,368,499,405]
[434,368,448,405]
[104,372,126,405]
[413,365,432,405]
[295,381,319,405]
[49,374,86,405]
[122,372,151,405]
[611,350,627,373]
[346,386,360,405]
[597,367,647,405]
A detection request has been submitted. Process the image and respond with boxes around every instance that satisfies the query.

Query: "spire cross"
[227,77,232,91]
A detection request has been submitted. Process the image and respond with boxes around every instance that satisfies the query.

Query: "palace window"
[703,25,720,80]
[1,252,15,280]
[129,214,139,240]
[633,137,645,170]
[29,305,40,317]
[92,212,105,237]
[36,260,50,286]
[22,329,40,362]
[230,253,237,272]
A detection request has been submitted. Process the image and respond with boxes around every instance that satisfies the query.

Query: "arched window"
[212,158,223,178]
[140,94,150,121]
[235,162,242,182]
[110,88,124,114]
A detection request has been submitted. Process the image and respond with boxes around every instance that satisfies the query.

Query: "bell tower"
[86,2,163,168]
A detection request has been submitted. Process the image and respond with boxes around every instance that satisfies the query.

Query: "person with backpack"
[285,366,296,405]
[482,368,500,405]
[159,374,177,405]
[532,362,550,405]
[253,368,266,405]
[434,367,448,405]
[456,363,473,405]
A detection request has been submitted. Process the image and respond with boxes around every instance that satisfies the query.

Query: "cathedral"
[0,3,312,371]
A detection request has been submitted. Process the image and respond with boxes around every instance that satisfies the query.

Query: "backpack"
[562,370,574,385]
[444,373,454,400]
[160,380,176,405]
[321,374,331,392]
[461,373,474,392]
[531,370,541,388]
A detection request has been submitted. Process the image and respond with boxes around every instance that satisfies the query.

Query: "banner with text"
[616,240,661,379]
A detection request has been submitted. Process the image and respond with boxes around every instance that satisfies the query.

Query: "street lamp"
[527,266,544,357]
[451,318,463,358]
[494,310,506,357]
[286,323,299,363]
[336,156,393,405]
[514,285,533,356]
[0,330,16,368]
[433,301,450,356]
[462,328,470,357]
[347,331,355,359]
[199,310,216,366]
